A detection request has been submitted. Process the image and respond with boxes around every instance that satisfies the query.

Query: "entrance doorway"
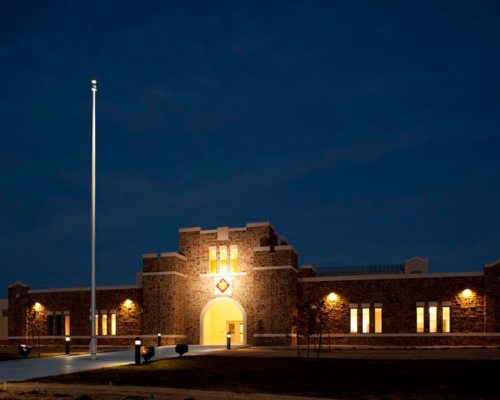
[226,321,244,345]
[201,298,246,345]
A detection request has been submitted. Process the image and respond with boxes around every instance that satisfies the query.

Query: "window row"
[95,311,117,336]
[350,304,383,333]
[209,245,238,274]
[47,312,71,336]
[416,302,450,333]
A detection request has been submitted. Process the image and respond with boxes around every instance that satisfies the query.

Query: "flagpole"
[90,79,97,360]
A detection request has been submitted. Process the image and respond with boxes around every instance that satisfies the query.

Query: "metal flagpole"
[90,79,97,359]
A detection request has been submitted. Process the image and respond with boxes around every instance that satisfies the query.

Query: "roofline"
[178,221,276,234]
[485,259,500,268]
[298,271,484,283]
[28,285,142,294]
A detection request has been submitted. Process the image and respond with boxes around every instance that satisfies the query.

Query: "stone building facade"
[6,222,500,347]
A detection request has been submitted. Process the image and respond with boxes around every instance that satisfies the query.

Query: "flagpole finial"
[91,79,97,91]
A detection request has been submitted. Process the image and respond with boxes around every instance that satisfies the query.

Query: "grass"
[34,355,500,399]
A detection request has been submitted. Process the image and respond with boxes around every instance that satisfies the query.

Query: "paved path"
[0,345,226,382]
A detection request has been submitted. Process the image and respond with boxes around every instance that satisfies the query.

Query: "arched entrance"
[200,298,246,345]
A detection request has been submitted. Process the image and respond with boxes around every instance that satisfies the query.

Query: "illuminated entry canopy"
[214,276,232,295]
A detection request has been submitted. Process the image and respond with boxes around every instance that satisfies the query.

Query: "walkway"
[0,345,226,382]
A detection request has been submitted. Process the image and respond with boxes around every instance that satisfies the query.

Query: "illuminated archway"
[200,298,246,345]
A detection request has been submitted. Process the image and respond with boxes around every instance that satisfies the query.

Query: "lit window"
[429,306,437,333]
[95,314,99,336]
[219,246,228,274]
[102,313,108,336]
[64,315,70,336]
[350,308,358,333]
[230,245,238,273]
[442,306,450,333]
[416,307,425,333]
[362,308,370,333]
[375,308,382,333]
[110,312,117,335]
[209,247,217,274]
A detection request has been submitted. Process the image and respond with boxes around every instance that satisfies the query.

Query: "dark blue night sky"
[1,1,499,295]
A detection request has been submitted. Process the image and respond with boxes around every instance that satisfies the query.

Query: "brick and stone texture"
[8,284,142,346]
[6,222,500,347]
[177,223,297,346]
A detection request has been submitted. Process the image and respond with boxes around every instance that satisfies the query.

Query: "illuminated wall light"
[327,292,338,302]
[33,302,42,311]
[124,299,133,308]
[461,289,473,298]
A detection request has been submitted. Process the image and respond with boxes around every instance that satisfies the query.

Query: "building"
[6,222,500,347]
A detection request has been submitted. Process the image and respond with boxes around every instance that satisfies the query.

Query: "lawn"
[34,355,500,399]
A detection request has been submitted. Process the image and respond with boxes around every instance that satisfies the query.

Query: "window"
[219,246,228,274]
[209,247,217,274]
[47,314,54,335]
[416,307,425,333]
[442,306,450,333]
[95,314,99,336]
[110,312,117,335]
[350,308,358,333]
[101,313,108,336]
[429,306,437,333]
[55,314,62,336]
[64,314,70,336]
[230,245,238,273]
[375,307,382,333]
[362,308,370,333]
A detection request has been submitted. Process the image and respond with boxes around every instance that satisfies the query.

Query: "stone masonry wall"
[8,284,142,345]
[299,275,485,335]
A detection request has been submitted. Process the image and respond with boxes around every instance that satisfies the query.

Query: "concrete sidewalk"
[0,345,226,382]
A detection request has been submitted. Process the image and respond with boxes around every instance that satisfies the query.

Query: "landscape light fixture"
[135,337,142,365]
[65,336,71,355]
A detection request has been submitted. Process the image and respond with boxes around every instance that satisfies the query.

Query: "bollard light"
[65,336,71,355]
[157,332,162,347]
[134,337,142,365]
[226,332,231,350]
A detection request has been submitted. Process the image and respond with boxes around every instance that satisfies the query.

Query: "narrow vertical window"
[442,306,450,333]
[101,313,108,336]
[95,314,99,336]
[47,314,54,335]
[110,312,117,335]
[429,306,437,333]
[230,245,238,273]
[362,308,370,333]
[350,308,358,333]
[209,247,217,274]
[64,314,70,336]
[416,307,425,333]
[55,314,62,336]
[219,246,228,274]
[375,308,382,333]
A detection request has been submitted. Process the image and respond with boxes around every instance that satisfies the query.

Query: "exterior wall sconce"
[157,332,162,347]
[327,292,338,302]
[226,332,231,350]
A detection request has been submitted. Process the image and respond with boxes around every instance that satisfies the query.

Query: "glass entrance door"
[226,320,244,345]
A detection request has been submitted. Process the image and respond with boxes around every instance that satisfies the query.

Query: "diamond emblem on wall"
[216,278,230,293]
